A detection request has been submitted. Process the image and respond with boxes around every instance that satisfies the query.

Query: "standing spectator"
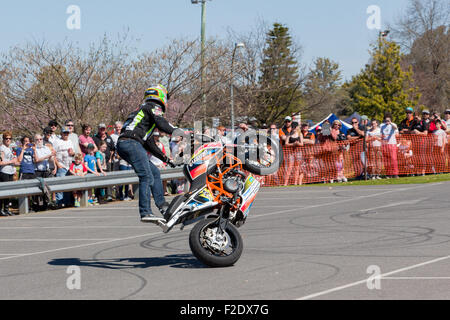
[118,150,133,201]
[42,127,58,204]
[335,151,347,183]
[65,119,81,154]
[0,131,18,216]
[397,138,414,176]
[17,136,36,180]
[329,120,347,142]
[110,121,123,199]
[54,126,75,207]
[279,116,293,145]
[301,123,315,145]
[216,126,231,145]
[79,124,97,157]
[444,109,450,133]
[93,123,115,201]
[413,110,432,175]
[347,117,367,179]
[69,153,88,207]
[284,122,303,186]
[34,133,55,211]
[268,124,279,138]
[399,107,419,134]
[16,136,39,211]
[367,119,383,179]
[432,120,447,173]
[84,143,100,205]
[380,115,399,178]
[149,132,169,196]
[47,119,61,145]
[95,140,108,203]
[315,126,323,144]
[170,136,186,194]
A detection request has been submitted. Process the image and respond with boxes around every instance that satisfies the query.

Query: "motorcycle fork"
[217,205,230,234]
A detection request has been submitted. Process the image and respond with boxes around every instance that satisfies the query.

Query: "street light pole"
[230,42,245,138]
[191,0,209,124]
[200,0,207,121]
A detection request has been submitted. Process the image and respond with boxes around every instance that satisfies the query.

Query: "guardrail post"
[18,197,29,214]
[80,190,89,207]
[133,184,139,200]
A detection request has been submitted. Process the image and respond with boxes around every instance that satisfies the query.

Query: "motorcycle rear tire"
[189,218,243,267]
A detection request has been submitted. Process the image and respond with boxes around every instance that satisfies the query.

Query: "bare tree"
[390,0,449,111]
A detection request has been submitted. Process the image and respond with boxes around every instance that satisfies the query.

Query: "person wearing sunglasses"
[64,119,81,155]
[399,107,419,134]
[0,132,19,216]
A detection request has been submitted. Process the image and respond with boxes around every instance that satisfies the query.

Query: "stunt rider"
[117,85,177,223]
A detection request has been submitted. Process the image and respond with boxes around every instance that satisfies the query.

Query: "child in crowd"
[397,139,414,176]
[69,153,87,207]
[336,151,347,183]
[84,143,99,205]
[95,141,108,203]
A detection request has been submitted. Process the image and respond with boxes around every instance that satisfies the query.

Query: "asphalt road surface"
[1,181,450,300]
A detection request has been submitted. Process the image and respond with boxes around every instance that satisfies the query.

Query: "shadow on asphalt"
[48,254,206,269]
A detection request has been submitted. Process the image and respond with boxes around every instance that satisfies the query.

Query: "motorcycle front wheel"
[189,218,243,267]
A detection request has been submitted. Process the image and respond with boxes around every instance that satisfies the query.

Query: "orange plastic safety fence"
[259,134,450,187]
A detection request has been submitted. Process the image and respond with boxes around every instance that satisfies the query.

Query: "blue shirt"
[84,154,97,172]
[16,147,35,174]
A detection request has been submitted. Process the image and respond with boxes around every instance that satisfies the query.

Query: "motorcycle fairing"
[238,174,260,217]
[164,185,218,232]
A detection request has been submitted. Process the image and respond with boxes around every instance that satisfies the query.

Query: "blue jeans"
[117,139,165,216]
[148,160,165,208]
[118,165,132,200]
[55,168,68,205]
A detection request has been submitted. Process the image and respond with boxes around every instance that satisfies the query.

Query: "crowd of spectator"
[0,119,185,216]
[1,107,449,215]
[263,108,450,186]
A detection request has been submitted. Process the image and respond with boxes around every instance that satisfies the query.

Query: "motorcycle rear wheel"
[189,218,243,267]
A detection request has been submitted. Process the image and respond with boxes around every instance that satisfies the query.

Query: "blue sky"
[0,0,410,81]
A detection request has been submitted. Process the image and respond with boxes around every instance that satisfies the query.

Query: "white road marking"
[297,254,450,300]
[0,231,162,261]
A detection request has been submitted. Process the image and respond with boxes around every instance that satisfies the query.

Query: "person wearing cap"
[301,123,315,145]
[399,107,419,134]
[247,117,258,130]
[413,110,431,136]
[47,119,61,145]
[279,116,293,145]
[53,126,76,207]
[93,123,116,201]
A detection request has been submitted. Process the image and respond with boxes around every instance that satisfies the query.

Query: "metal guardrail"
[0,168,185,214]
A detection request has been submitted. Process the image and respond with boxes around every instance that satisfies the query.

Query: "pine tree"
[257,23,302,125]
[348,37,421,123]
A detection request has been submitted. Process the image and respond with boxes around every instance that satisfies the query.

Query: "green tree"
[256,23,303,125]
[348,37,421,123]
[302,57,346,121]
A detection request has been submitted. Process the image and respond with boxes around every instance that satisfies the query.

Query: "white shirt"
[0,145,16,175]
[380,123,399,145]
[49,134,61,145]
[367,127,382,147]
[68,133,81,154]
[54,139,74,169]
[434,129,448,147]
[35,145,52,171]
